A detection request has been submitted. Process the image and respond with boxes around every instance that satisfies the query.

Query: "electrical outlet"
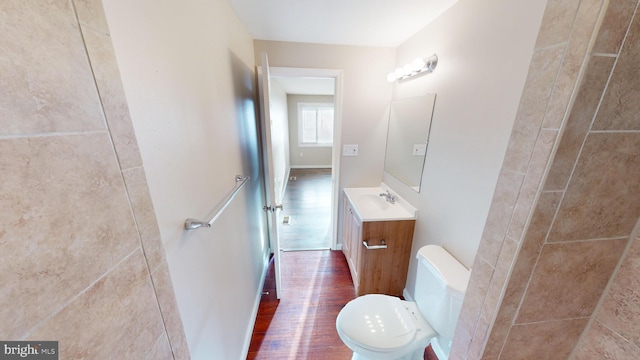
[343,144,358,156]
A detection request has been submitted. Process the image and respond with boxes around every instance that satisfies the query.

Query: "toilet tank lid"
[417,245,470,296]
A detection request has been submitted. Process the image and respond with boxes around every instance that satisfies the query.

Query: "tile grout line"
[595,319,640,352]
[20,247,142,340]
[0,130,109,140]
[514,315,591,327]
[569,219,640,359]
[145,332,168,360]
[546,235,630,245]
[120,166,177,360]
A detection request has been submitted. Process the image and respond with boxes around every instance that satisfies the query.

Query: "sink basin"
[344,187,417,221]
[360,193,391,210]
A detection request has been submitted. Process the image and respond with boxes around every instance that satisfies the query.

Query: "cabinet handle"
[363,240,387,250]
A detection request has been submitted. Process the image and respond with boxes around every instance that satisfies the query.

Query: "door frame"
[267,66,344,251]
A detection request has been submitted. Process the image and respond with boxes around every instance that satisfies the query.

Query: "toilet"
[336,245,470,360]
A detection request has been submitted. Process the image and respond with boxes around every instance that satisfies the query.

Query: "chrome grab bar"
[363,240,387,250]
[184,175,250,230]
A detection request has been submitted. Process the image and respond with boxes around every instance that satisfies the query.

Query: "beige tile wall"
[0,0,189,358]
[574,232,640,359]
[450,0,640,359]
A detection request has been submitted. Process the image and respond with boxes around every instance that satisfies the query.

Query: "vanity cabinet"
[343,199,362,290]
[342,195,416,297]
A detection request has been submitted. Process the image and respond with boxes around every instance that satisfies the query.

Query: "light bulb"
[412,57,426,70]
[386,72,396,82]
[394,67,404,78]
[403,63,414,76]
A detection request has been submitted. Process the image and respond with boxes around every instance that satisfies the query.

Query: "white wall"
[383,0,547,295]
[102,0,269,358]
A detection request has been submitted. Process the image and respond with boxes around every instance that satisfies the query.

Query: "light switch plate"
[343,144,358,156]
[412,144,427,156]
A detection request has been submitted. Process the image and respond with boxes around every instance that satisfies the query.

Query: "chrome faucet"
[379,190,396,204]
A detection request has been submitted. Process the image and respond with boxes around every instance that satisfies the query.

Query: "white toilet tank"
[414,245,470,341]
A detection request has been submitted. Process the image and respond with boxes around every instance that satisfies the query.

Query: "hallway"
[279,168,333,251]
[248,167,349,358]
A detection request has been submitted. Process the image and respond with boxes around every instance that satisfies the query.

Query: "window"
[298,103,334,147]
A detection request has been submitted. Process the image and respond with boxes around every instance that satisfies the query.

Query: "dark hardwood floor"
[247,252,440,359]
[279,168,332,251]
[248,170,439,359]
[247,251,355,359]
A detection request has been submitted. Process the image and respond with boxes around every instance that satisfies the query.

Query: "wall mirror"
[384,94,436,192]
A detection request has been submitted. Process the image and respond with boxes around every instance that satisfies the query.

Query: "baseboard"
[290,165,332,169]
[240,251,271,358]
[403,288,414,301]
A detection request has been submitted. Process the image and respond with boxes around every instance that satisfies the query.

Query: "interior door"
[257,52,283,299]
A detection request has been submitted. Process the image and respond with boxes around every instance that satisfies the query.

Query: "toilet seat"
[337,294,417,352]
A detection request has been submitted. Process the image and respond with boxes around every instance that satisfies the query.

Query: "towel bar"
[184,175,250,230]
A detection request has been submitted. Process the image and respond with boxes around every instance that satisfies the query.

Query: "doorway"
[267,67,343,252]
[279,168,332,250]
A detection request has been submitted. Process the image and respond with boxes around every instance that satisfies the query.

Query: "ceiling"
[227,0,458,48]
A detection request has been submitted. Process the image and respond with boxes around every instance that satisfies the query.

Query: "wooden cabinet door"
[357,220,415,296]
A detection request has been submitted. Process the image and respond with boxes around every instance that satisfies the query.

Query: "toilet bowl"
[336,245,470,360]
[336,294,436,360]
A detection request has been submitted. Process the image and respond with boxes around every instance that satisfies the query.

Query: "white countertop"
[344,186,417,222]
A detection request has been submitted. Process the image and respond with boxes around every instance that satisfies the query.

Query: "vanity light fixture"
[386,54,438,82]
